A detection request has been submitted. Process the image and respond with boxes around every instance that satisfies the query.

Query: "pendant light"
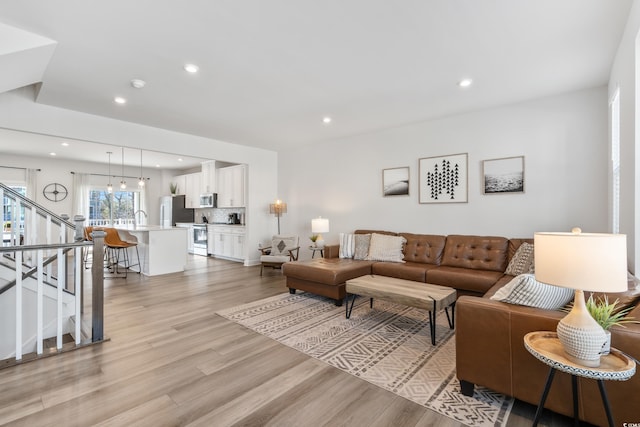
[106,151,113,193]
[120,147,126,189]
[138,149,145,187]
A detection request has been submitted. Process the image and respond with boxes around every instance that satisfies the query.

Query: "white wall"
[279,87,609,261]
[0,153,166,223]
[609,0,640,274]
[0,88,279,266]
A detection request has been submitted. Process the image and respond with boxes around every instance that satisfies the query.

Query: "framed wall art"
[419,153,468,203]
[482,156,524,194]
[382,167,410,196]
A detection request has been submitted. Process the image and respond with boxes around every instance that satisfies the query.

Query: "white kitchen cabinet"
[201,160,217,194]
[183,172,202,208]
[207,225,215,255]
[210,225,245,261]
[174,173,202,208]
[216,165,246,207]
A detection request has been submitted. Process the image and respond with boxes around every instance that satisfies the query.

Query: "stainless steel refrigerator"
[160,195,194,227]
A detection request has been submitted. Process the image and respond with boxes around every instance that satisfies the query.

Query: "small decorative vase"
[601,330,612,355]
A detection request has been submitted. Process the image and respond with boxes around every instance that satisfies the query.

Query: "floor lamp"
[269,200,287,234]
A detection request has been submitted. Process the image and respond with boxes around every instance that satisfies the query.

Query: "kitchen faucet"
[133,209,148,228]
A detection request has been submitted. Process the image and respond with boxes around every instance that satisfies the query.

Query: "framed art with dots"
[419,153,468,204]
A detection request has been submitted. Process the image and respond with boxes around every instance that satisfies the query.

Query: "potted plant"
[584,294,638,354]
[169,182,178,195]
[309,234,318,247]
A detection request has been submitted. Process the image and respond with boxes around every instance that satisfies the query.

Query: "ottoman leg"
[289,288,296,294]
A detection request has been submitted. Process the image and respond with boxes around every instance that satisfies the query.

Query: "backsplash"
[196,207,245,224]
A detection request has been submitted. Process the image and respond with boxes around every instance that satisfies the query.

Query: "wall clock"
[43,183,69,202]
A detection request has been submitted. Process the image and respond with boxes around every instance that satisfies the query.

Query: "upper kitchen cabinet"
[201,160,216,194]
[173,172,202,208]
[217,164,246,207]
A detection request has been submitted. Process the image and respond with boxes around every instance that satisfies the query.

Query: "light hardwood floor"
[0,256,582,426]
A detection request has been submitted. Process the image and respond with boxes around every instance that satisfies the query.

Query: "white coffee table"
[345,274,456,345]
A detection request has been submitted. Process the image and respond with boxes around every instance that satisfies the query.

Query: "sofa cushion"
[441,235,509,272]
[372,261,437,282]
[427,266,505,295]
[400,233,446,265]
[339,233,355,259]
[353,234,371,260]
[366,233,406,263]
[505,242,535,276]
[490,274,574,310]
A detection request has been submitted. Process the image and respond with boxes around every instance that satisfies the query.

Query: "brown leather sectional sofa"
[282,229,640,426]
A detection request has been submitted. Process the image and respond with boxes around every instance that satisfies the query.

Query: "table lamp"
[269,200,287,234]
[534,228,627,367]
[311,217,330,248]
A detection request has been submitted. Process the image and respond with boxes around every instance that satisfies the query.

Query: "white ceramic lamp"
[311,217,329,249]
[534,229,627,367]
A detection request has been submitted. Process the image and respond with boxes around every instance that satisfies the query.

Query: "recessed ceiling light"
[49,152,56,156]
[178,158,183,162]
[131,79,146,89]
[114,96,127,104]
[184,64,199,73]
[458,78,473,88]
[61,142,69,147]
[322,116,332,124]
[156,164,160,168]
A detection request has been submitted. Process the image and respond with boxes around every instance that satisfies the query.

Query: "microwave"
[199,193,217,208]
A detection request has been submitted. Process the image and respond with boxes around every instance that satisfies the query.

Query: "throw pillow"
[271,236,297,256]
[339,233,355,259]
[365,233,406,263]
[505,242,535,276]
[490,274,574,310]
[353,234,371,260]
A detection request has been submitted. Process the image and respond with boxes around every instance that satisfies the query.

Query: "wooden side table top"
[524,331,636,381]
[345,274,456,312]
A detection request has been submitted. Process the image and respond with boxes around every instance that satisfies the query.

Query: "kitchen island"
[117,226,187,276]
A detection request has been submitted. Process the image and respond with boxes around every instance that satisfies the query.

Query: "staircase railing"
[1,182,105,362]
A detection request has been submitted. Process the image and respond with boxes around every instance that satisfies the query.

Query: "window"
[610,88,620,234]
[88,189,140,226]
[2,185,26,227]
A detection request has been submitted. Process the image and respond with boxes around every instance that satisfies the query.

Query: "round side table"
[309,246,324,259]
[524,331,636,427]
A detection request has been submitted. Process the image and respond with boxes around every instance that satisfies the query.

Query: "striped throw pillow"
[490,274,574,310]
[339,233,355,258]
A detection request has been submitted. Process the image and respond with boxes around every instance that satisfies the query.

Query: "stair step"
[42,333,74,349]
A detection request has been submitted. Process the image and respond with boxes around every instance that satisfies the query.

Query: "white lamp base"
[315,234,325,249]
[556,289,607,367]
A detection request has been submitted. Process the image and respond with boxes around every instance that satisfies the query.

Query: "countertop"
[116,225,188,232]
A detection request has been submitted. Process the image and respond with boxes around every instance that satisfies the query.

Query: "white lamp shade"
[534,232,627,293]
[311,217,329,234]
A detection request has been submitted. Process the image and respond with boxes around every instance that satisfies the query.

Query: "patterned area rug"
[217,292,513,427]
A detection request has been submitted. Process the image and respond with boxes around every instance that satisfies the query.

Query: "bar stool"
[103,228,140,277]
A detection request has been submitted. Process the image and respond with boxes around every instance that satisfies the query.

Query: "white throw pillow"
[365,233,406,263]
[339,233,355,259]
[491,274,574,310]
[271,236,297,256]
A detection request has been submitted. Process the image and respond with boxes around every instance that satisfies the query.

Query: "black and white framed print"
[419,153,468,203]
[482,156,524,194]
[382,167,410,196]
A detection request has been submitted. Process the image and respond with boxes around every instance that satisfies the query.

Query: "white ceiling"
[0,0,633,157]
